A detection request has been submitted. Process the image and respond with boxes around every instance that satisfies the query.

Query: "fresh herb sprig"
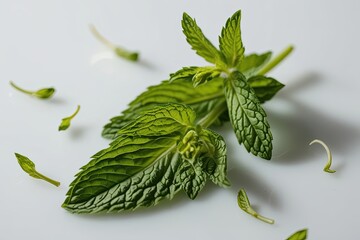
[63,10,292,214]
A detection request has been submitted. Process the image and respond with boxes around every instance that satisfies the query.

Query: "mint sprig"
[63,10,293,214]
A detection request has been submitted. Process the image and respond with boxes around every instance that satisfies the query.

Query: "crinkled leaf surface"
[200,129,230,187]
[178,160,207,199]
[102,79,225,139]
[224,71,273,159]
[63,104,195,213]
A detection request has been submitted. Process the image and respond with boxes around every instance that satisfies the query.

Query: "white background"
[1,0,359,239]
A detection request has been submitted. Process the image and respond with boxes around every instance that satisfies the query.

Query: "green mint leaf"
[58,105,81,131]
[237,188,274,224]
[117,104,196,137]
[10,81,55,99]
[102,79,225,139]
[182,12,223,64]
[102,73,281,140]
[219,10,245,68]
[224,71,273,159]
[90,24,139,62]
[286,229,308,240]
[63,104,195,213]
[178,160,207,199]
[247,76,284,103]
[239,52,272,77]
[199,129,230,187]
[309,139,336,173]
[15,153,60,187]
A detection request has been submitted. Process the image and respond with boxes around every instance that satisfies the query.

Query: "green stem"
[9,81,34,95]
[254,212,275,224]
[35,171,60,187]
[90,24,138,61]
[258,45,294,75]
[197,100,227,128]
[89,24,116,50]
[69,105,81,119]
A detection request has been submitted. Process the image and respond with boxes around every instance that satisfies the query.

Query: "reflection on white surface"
[90,51,115,65]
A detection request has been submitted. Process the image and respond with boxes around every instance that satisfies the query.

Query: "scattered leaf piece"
[237,188,274,224]
[58,105,81,131]
[309,139,336,173]
[15,153,60,187]
[10,81,55,99]
[89,24,139,61]
[286,228,308,240]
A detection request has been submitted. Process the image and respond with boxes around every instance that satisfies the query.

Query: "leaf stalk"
[258,45,294,75]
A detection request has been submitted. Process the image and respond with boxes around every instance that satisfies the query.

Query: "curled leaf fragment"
[309,139,336,173]
[58,105,81,131]
[15,153,60,187]
[237,188,274,224]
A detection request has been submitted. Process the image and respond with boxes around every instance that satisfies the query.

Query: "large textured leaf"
[63,104,195,213]
[117,104,196,137]
[224,71,273,159]
[239,52,272,77]
[102,78,225,139]
[219,10,245,68]
[182,12,223,65]
[248,75,284,103]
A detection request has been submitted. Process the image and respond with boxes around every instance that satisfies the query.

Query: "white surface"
[0,0,359,239]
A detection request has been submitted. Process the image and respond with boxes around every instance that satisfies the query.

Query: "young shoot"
[15,153,60,187]
[89,24,139,61]
[237,188,275,224]
[309,139,336,173]
[58,105,81,131]
[10,81,55,99]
